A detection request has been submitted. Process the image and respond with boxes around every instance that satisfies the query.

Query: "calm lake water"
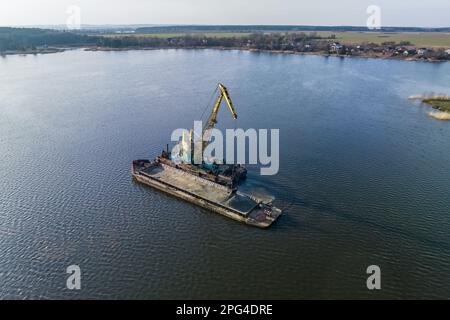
[1,49,449,299]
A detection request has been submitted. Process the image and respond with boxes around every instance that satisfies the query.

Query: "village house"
[382,45,393,53]
[400,47,417,56]
[301,44,312,52]
[417,48,428,56]
[393,46,404,55]
[329,42,343,54]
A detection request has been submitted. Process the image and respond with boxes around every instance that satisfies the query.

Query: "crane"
[168,83,246,186]
[179,83,238,165]
[201,83,237,150]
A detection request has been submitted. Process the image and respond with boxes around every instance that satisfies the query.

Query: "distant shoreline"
[0,47,65,56]
[85,46,450,63]
[3,27,450,62]
[2,45,449,63]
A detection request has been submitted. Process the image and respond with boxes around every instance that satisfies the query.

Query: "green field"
[315,31,450,47]
[104,32,252,39]
[104,31,450,47]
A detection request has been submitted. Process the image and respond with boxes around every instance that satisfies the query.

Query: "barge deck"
[132,159,282,228]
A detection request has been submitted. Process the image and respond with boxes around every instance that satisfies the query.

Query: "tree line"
[0,28,96,51]
[0,28,328,52]
[1,28,449,61]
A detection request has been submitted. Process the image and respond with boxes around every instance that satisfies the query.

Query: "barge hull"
[132,160,281,228]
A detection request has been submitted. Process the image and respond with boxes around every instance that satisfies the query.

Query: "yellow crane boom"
[202,83,237,148]
[187,83,238,164]
[204,83,237,130]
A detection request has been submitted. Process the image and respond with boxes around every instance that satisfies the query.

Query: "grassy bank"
[422,98,450,112]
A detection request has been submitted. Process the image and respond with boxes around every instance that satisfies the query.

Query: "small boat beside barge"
[132,159,282,228]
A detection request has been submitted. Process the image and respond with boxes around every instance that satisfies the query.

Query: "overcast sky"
[0,0,449,27]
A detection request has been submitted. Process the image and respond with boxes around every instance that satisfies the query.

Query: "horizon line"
[2,23,450,29]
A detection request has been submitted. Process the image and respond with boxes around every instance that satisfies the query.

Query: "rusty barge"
[132,83,282,228]
[132,159,281,228]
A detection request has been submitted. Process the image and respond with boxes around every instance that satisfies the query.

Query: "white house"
[417,48,428,56]
[330,42,343,53]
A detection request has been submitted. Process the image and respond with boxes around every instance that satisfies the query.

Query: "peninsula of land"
[409,95,450,120]
[2,26,450,63]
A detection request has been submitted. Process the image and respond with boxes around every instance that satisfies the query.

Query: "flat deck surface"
[140,164,260,215]
[225,194,258,213]
[142,165,231,203]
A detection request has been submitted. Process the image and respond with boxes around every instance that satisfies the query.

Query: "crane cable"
[194,85,220,144]
[199,86,219,124]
